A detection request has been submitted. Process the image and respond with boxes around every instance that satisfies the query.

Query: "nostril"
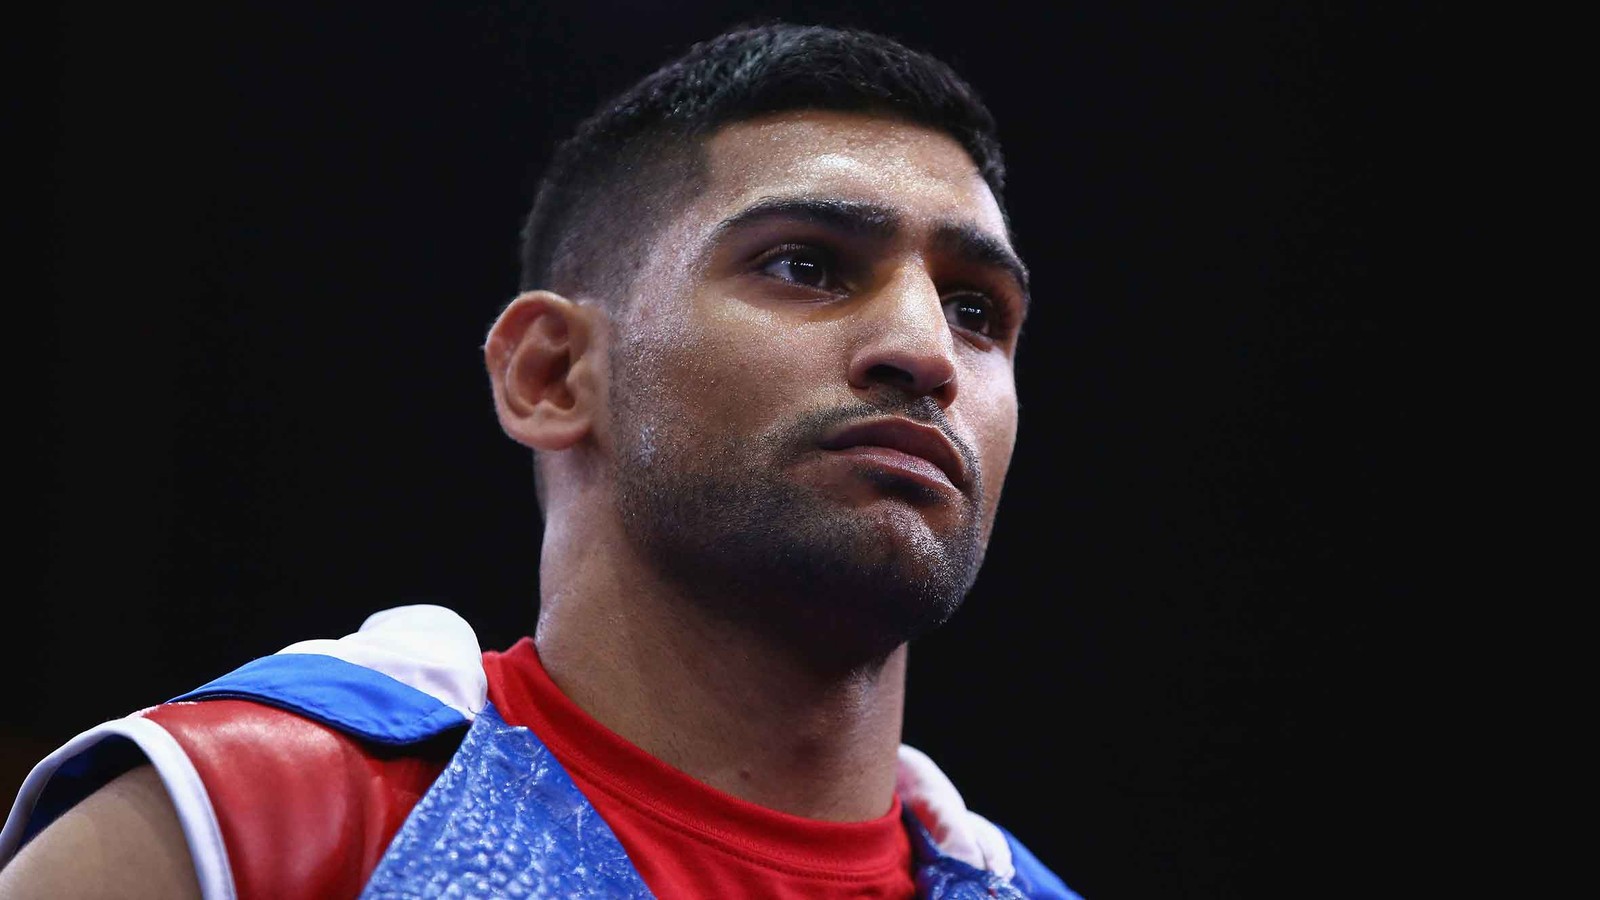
[866,363,917,390]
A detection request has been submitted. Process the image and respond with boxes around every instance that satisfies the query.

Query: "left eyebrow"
[931,223,1031,317]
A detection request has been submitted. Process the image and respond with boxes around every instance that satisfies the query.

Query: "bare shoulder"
[0,764,201,900]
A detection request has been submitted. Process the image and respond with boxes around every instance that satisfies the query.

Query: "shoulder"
[0,605,490,900]
[0,765,200,900]
[147,698,460,899]
[171,603,487,743]
[897,744,1086,900]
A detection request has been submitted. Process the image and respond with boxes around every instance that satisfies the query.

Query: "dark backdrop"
[19,3,1438,897]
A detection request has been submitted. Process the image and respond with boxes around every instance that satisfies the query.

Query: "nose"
[846,264,958,408]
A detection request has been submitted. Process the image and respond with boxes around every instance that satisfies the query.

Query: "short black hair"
[518,21,1009,305]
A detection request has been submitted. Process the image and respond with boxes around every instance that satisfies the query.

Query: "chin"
[621,469,983,660]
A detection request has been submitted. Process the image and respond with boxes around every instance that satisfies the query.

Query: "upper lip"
[818,417,970,491]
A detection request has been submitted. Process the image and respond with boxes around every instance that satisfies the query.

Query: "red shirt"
[483,638,916,899]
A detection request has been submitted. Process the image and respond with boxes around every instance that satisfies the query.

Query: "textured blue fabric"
[169,653,470,746]
[905,810,1029,899]
[360,702,652,900]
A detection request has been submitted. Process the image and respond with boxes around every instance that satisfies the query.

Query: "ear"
[484,291,603,452]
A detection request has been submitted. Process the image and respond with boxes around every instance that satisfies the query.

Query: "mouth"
[818,417,971,494]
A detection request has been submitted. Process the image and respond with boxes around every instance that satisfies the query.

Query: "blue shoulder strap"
[907,809,1051,899]
[171,652,471,746]
[169,603,486,746]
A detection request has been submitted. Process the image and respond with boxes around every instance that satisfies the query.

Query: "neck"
[532,506,908,822]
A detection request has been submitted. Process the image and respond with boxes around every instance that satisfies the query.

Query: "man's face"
[605,110,1026,660]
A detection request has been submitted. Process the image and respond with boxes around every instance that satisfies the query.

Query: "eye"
[757,246,837,291]
[944,291,1002,338]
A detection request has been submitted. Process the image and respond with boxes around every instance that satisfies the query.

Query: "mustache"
[785,397,981,489]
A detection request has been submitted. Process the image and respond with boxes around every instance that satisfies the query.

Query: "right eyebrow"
[709,196,903,243]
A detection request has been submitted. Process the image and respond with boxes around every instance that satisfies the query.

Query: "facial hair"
[608,342,988,666]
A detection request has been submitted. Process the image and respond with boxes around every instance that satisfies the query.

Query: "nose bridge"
[848,256,958,403]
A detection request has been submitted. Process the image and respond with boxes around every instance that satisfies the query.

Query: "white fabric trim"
[275,603,488,719]
[0,715,237,900]
[896,743,1016,880]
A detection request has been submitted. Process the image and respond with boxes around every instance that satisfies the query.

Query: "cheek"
[623,298,818,429]
[980,413,1017,499]
[963,360,1019,504]
[688,296,833,396]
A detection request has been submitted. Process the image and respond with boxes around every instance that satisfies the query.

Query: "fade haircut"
[518,21,1010,306]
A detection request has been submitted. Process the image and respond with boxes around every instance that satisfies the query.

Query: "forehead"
[692,110,1010,245]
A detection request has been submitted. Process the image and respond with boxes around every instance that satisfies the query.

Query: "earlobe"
[484,291,599,452]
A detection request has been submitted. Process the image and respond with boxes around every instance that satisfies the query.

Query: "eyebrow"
[710,196,1031,313]
[932,223,1031,315]
[711,196,900,242]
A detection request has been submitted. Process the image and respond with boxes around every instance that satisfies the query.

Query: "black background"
[17,2,1439,897]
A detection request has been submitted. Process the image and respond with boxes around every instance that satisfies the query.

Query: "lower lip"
[827,445,956,491]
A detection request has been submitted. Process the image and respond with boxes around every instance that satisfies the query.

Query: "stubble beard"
[608,352,988,668]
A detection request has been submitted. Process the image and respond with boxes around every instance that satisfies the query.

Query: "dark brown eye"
[759,248,835,290]
[944,292,997,337]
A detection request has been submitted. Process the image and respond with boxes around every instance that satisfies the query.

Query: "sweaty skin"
[497,110,1025,823]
